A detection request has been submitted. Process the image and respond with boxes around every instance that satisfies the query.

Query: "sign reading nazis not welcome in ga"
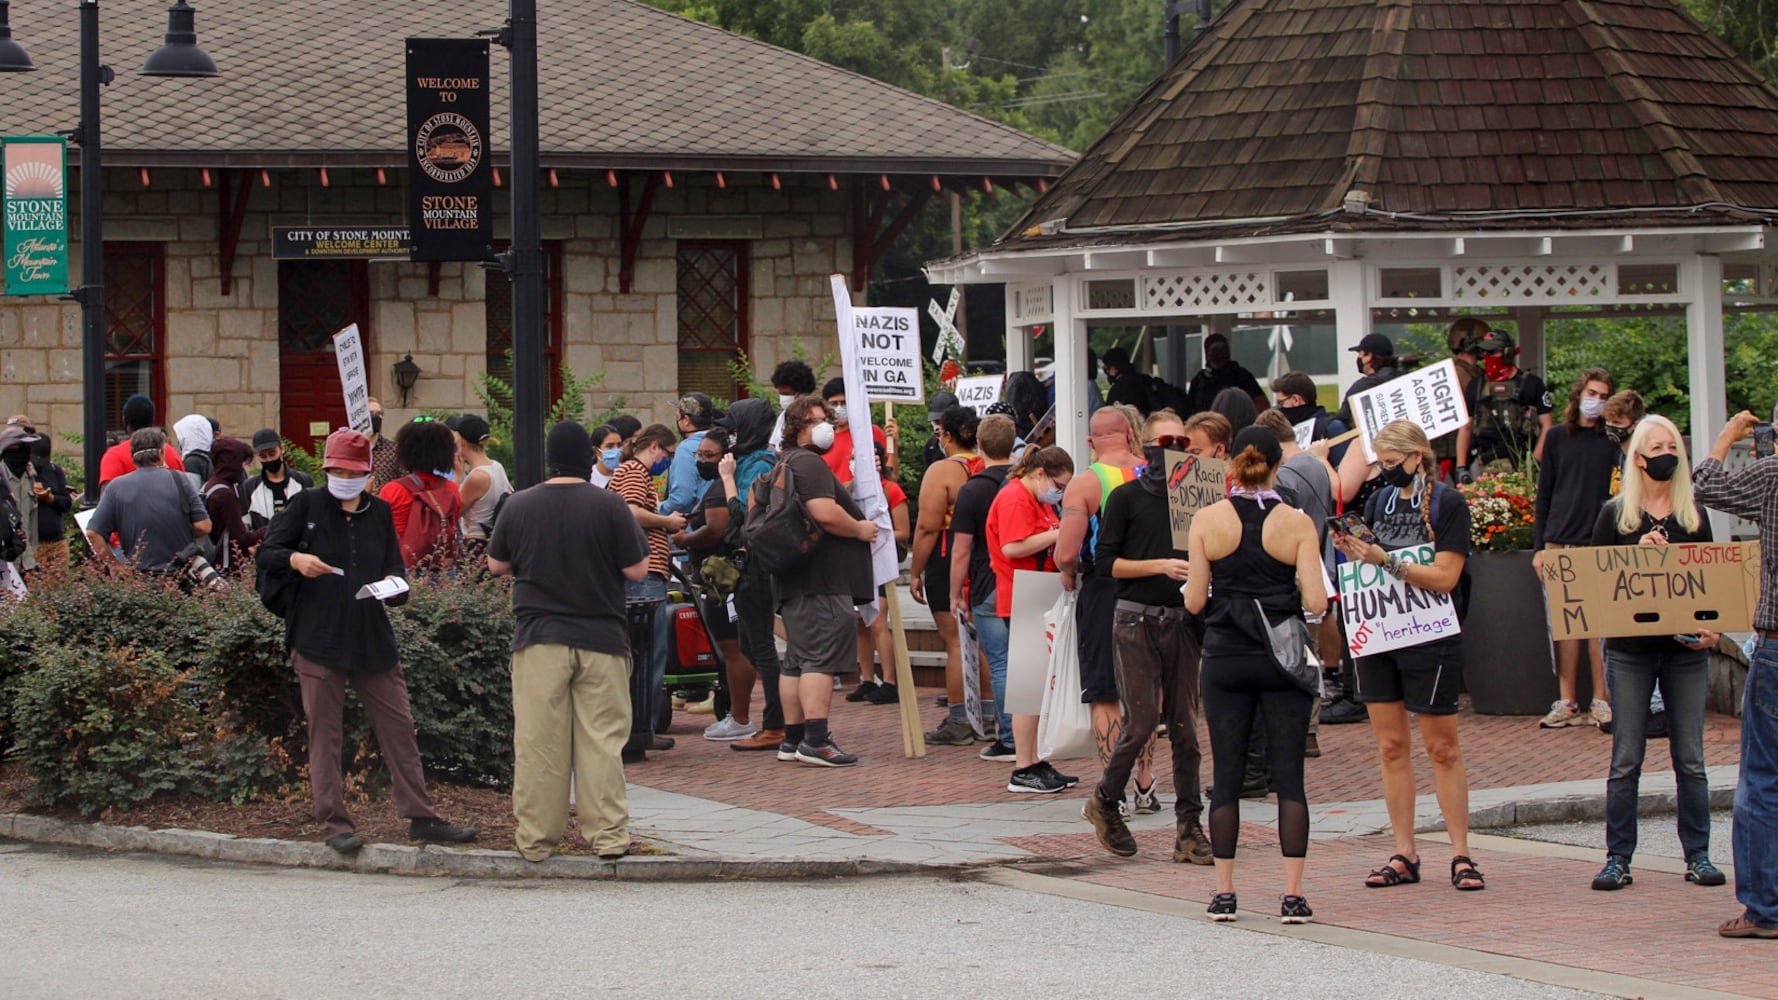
[1540,540,1762,641]
[850,306,924,404]
[406,38,492,261]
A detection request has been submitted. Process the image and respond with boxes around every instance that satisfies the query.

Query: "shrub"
[387,576,517,787]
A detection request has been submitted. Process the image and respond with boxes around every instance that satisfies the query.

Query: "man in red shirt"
[96,394,184,498]
[819,378,892,488]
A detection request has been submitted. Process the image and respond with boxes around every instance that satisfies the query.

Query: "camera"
[1754,421,1776,460]
[170,540,228,592]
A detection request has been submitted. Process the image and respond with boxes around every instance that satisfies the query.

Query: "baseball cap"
[1348,333,1394,355]
[5,415,33,432]
[251,428,282,452]
[1477,329,1517,354]
[456,414,492,445]
[322,429,373,473]
[677,392,715,424]
[0,425,41,451]
[927,391,959,420]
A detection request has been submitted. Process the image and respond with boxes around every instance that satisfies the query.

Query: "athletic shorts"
[1077,574,1119,703]
[1353,640,1464,716]
[923,553,952,615]
[780,593,857,677]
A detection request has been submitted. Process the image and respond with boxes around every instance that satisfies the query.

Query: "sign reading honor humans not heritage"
[2,137,69,296]
[1540,541,1761,641]
[1165,449,1227,551]
[1338,544,1462,657]
[1349,358,1469,462]
[406,39,492,261]
[332,324,373,436]
[849,306,924,404]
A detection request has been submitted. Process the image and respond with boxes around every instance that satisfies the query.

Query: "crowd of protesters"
[2,325,1773,939]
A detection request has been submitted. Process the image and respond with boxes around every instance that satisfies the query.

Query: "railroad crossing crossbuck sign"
[929,287,962,363]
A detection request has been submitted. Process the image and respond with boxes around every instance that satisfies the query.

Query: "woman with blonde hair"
[1586,414,1725,891]
[1333,419,1483,891]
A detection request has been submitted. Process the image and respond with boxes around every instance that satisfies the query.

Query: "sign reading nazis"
[406,39,492,261]
[1540,541,1762,641]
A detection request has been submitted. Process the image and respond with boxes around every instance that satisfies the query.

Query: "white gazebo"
[926,0,1778,486]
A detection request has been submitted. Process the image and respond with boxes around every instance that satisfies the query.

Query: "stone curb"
[1427,786,1736,834]
[0,812,951,881]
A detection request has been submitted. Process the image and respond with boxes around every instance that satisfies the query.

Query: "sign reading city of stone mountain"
[273,226,412,260]
[1349,358,1469,462]
[1339,544,1463,657]
[2,137,69,296]
[1540,540,1761,641]
[850,306,924,404]
[406,38,491,262]
[1165,449,1227,551]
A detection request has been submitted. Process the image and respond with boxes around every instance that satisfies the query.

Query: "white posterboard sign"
[1337,544,1462,657]
[1349,358,1469,462]
[954,374,1003,416]
[1005,569,1066,715]
[829,277,900,594]
[332,323,372,435]
[850,306,924,405]
[1293,419,1316,450]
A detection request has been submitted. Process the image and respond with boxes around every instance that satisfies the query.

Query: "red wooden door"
[278,260,369,455]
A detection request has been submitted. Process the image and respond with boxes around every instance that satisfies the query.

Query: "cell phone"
[1674,634,1701,645]
[1331,512,1377,544]
[1754,421,1776,459]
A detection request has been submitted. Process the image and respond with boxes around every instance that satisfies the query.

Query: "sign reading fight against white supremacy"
[1338,544,1462,657]
[1349,359,1469,462]
[332,324,373,435]
[850,306,924,404]
[953,375,1003,416]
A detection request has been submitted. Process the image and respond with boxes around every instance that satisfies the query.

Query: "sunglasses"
[1148,434,1190,450]
[411,415,438,424]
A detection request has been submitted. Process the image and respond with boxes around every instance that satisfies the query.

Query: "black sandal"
[1365,853,1421,887]
[1451,855,1486,891]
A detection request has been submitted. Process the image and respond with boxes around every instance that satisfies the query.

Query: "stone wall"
[0,167,852,456]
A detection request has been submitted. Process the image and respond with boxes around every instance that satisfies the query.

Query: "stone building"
[1,0,1070,455]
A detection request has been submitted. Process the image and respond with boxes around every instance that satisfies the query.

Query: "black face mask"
[1604,422,1635,446]
[1355,355,1369,375]
[1642,454,1680,482]
[1278,403,1318,426]
[1139,444,1170,496]
[1378,460,1416,489]
[695,460,720,481]
[261,458,284,476]
[370,413,383,435]
[2,448,29,475]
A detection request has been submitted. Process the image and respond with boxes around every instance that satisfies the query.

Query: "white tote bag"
[1036,590,1096,760]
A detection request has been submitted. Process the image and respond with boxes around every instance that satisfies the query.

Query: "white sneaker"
[1538,699,1584,728]
[703,716,759,742]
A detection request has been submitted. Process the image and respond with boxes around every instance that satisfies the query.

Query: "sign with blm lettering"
[850,306,924,404]
[1338,544,1463,657]
[332,324,373,436]
[1349,358,1469,462]
[954,375,1003,416]
[1165,450,1226,551]
[1540,540,1761,641]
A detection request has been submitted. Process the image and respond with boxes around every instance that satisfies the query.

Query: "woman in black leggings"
[1185,426,1329,924]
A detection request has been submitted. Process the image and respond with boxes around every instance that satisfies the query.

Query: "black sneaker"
[978,740,1017,762]
[1281,895,1313,924]
[325,832,364,854]
[1007,764,1069,794]
[1686,854,1727,886]
[776,740,800,762]
[1207,892,1238,922]
[845,681,879,702]
[1132,782,1162,815]
[795,740,860,767]
[1592,854,1633,890]
[864,682,900,705]
[1037,760,1079,788]
[1319,696,1368,725]
[410,818,477,844]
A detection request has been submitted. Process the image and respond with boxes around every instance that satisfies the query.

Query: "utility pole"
[502,0,543,486]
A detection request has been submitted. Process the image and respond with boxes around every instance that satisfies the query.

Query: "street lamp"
[0,1,217,499]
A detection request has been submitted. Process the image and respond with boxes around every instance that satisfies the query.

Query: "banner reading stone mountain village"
[2,137,69,296]
[406,39,492,261]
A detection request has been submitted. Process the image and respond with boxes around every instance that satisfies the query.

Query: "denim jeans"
[733,565,784,730]
[974,602,1012,741]
[1734,636,1778,927]
[1603,645,1710,861]
[624,573,670,732]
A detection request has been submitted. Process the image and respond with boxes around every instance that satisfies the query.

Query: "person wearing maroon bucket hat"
[256,428,477,854]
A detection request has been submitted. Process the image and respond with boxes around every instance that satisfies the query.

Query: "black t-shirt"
[487,482,649,656]
[1365,482,1473,557]
[1095,481,1184,607]
[1187,362,1264,414]
[775,448,873,603]
[686,479,729,555]
[1590,498,1713,654]
[951,465,1010,609]
[1534,423,1621,547]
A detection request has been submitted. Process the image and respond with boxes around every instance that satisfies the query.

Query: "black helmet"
[1447,318,1490,355]
[1476,329,1517,355]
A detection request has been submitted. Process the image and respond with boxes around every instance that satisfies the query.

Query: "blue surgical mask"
[1037,484,1063,505]
[601,447,622,469]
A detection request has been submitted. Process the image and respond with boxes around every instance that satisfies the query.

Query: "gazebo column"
[1330,259,1371,399]
[1003,284,1035,374]
[1050,278,1089,464]
[1683,254,1730,539]
[1512,306,1546,375]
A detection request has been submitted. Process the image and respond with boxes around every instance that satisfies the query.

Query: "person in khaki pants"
[487,421,649,861]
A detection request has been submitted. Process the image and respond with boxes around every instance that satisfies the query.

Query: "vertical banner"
[406,39,492,261]
[829,276,899,591]
[332,324,372,435]
[2,137,70,295]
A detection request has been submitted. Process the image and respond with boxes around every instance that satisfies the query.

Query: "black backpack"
[741,459,824,576]
[0,478,28,563]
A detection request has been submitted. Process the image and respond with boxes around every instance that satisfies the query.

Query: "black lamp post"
[0,1,217,499]
[501,0,543,487]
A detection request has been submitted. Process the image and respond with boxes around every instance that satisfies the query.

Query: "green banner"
[3,136,70,296]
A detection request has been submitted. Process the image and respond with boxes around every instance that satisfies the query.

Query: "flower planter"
[1463,549,1559,714]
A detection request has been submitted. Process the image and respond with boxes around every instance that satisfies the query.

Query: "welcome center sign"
[2,137,69,296]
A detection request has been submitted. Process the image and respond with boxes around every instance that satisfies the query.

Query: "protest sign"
[1338,544,1462,657]
[1293,419,1315,450]
[1349,358,1469,461]
[849,305,923,404]
[954,375,1003,416]
[1165,449,1226,550]
[1540,540,1761,641]
[332,324,373,435]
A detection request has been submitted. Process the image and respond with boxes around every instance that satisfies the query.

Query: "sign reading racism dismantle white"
[332,324,373,436]
[1338,544,1462,657]
[1349,358,1469,462]
[850,306,924,405]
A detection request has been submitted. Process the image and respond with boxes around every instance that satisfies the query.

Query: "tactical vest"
[1475,373,1541,460]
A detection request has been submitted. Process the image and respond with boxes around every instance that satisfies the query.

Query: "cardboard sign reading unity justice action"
[1541,540,1762,640]
[1165,449,1227,551]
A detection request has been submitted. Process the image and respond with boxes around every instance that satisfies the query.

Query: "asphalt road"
[0,841,1597,1000]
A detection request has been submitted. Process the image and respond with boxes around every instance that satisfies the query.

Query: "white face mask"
[831,404,849,425]
[327,473,369,500]
[778,393,796,412]
[1579,397,1607,420]
[809,421,837,452]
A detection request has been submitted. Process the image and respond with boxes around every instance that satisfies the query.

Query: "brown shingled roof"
[1009,0,1778,242]
[0,0,1072,176]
